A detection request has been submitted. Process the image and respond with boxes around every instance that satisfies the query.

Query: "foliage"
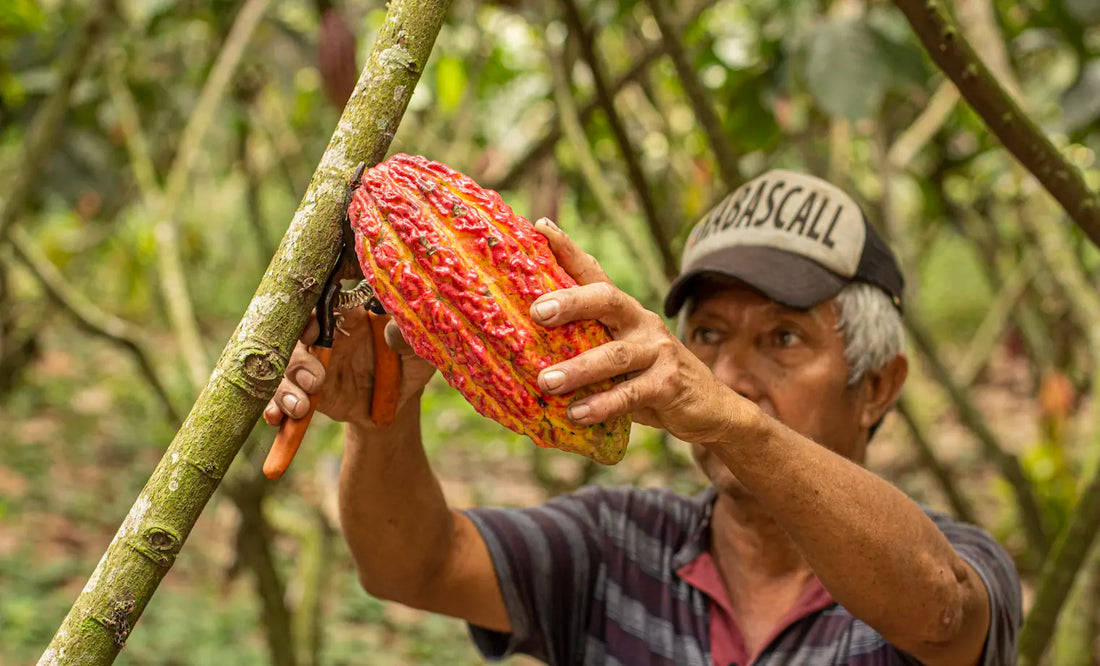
[2,0,1100,663]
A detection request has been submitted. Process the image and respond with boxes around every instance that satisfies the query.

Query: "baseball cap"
[663,169,904,317]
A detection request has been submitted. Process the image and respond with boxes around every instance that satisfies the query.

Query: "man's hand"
[530,218,755,446]
[263,307,437,430]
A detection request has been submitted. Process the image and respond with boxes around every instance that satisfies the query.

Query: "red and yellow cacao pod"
[348,153,630,464]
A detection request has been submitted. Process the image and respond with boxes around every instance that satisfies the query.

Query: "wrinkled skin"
[263,307,435,430]
[265,218,991,666]
[679,282,873,496]
[267,218,879,462]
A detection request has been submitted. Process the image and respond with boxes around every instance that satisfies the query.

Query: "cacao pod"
[317,7,358,109]
[348,153,630,464]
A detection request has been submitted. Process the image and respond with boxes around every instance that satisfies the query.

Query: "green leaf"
[721,72,780,153]
[866,7,931,90]
[0,0,44,34]
[803,17,890,120]
[435,55,467,114]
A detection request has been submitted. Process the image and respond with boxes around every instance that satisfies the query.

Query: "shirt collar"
[671,486,837,617]
[671,486,718,570]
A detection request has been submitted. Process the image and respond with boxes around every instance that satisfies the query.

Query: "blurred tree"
[1,0,1099,663]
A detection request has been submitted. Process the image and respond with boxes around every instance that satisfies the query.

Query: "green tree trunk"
[1050,543,1099,666]
[891,0,1100,244]
[37,1,452,663]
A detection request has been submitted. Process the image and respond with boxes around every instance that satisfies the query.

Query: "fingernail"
[284,395,300,413]
[542,370,565,391]
[569,403,591,421]
[295,369,315,392]
[532,299,559,321]
[538,217,561,231]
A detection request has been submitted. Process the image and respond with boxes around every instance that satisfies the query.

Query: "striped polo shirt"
[463,485,1021,665]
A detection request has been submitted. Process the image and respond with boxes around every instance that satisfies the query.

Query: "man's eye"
[690,327,722,345]
[773,329,802,348]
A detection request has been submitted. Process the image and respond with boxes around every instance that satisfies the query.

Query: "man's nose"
[711,346,765,405]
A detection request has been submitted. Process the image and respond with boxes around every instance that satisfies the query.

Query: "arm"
[264,307,509,632]
[709,413,992,665]
[528,218,1003,666]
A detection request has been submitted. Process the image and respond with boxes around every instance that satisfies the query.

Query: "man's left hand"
[530,218,756,446]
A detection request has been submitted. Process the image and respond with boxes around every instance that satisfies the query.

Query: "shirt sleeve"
[929,512,1023,665]
[460,486,607,664]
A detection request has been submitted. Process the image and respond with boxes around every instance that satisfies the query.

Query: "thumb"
[384,319,416,356]
[533,217,611,286]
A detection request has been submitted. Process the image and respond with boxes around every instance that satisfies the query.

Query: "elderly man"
[264,170,1021,665]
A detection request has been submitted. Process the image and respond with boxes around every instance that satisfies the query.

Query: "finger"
[300,314,319,345]
[533,218,610,286]
[384,319,415,355]
[285,341,328,395]
[273,377,311,420]
[263,399,283,426]
[538,340,656,395]
[531,282,648,332]
[566,375,656,425]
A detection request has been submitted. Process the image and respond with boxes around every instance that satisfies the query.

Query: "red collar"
[677,550,834,666]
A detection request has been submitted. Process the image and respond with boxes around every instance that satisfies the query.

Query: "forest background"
[2,0,1100,663]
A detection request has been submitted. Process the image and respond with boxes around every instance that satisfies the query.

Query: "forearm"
[712,406,987,658]
[338,397,456,602]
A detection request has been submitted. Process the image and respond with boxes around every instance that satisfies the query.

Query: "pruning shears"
[263,162,402,480]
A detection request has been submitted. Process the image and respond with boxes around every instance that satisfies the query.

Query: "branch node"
[126,524,183,567]
[227,343,287,399]
[296,274,321,295]
[92,594,136,647]
[182,454,226,480]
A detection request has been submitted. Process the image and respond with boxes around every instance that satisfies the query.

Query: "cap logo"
[683,170,867,278]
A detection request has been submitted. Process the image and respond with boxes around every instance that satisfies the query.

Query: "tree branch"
[237,119,277,260]
[1019,473,1100,665]
[0,0,111,242]
[108,0,270,391]
[109,17,304,661]
[887,81,959,169]
[895,397,978,524]
[291,507,336,666]
[956,249,1039,386]
[950,198,1057,375]
[9,228,180,423]
[953,0,1022,102]
[545,41,669,304]
[1014,195,1100,664]
[223,469,296,666]
[558,0,678,276]
[488,0,712,194]
[38,1,451,662]
[905,316,1050,555]
[642,0,742,190]
[1049,542,1100,666]
[892,0,1100,245]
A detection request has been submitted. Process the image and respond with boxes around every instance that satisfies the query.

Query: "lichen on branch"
[39,1,453,664]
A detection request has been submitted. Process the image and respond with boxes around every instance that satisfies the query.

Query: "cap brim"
[663,245,848,317]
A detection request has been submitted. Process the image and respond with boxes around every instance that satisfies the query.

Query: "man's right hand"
[263,306,437,429]
[266,305,511,635]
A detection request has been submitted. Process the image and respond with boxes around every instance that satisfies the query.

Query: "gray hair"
[674,280,905,386]
[835,282,905,385]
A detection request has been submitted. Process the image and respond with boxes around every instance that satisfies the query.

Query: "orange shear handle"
[263,346,334,480]
[368,312,401,427]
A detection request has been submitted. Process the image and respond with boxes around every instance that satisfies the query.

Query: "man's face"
[681,280,867,494]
